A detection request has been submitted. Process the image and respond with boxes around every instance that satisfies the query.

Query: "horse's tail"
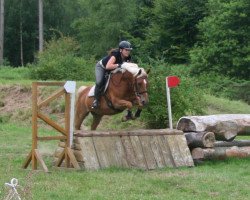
[74,86,88,130]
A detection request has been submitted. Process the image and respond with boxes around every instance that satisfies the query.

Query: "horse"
[75,63,149,130]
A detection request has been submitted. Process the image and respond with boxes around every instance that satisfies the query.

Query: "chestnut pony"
[75,64,149,130]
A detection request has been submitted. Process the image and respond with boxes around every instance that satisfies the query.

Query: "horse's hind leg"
[91,113,103,130]
[75,104,89,130]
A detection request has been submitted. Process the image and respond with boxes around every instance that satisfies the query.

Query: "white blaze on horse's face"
[137,76,149,106]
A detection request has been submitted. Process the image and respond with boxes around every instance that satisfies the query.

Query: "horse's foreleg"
[113,100,133,110]
[113,100,134,122]
[134,108,142,118]
[91,114,103,130]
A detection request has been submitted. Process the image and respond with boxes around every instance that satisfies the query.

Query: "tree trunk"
[184,132,215,148]
[20,0,23,66]
[177,114,250,141]
[214,140,250,148]
[38,0,43,52]
[192,146,250,160]
[0,0,4,65]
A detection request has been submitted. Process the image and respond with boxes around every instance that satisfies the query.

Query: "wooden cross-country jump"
[23,81,80,172]
[24,81,194,171]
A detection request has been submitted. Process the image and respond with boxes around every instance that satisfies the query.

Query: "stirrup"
[91,99,99,109]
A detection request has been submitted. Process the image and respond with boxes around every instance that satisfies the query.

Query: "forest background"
[0,0,249,128]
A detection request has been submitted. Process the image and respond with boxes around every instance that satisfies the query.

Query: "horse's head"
[119,62,149,106]
[134,68,149,107]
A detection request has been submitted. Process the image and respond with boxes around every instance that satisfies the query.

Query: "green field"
[1,123,250,200]
[0,67,250,199]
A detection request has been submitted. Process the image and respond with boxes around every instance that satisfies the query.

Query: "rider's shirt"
[101,49,131,68]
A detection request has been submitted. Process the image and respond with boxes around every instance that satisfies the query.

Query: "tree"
[190,0,250,79]
[0,0,4,65]
[142,0,208,63]
[4,0,81,66]
[72,0,137,59]
[38,0,43,52]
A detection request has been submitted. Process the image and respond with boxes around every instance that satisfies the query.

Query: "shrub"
[190,0,250,79]
[30,37,95,81]
[141,60,205,129]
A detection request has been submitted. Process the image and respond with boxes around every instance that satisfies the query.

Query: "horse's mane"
[112,62,147,78]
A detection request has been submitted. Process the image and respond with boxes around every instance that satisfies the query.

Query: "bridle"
[134,77,148,97]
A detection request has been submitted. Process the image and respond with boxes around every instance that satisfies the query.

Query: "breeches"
[95,62,106,86]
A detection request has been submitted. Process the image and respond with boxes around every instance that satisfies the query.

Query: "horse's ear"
[135,69,142,78]
[146,68,151,74]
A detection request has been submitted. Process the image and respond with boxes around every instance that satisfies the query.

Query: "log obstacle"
[23,81,80,172]
[55,129,194,170]
[177,114,250,141]
[178,114,250,162]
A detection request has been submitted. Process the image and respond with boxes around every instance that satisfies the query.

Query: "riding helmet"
[119,41,132,50]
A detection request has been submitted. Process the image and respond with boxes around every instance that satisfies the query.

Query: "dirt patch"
[0,85,32,116]
[0,85,65,124]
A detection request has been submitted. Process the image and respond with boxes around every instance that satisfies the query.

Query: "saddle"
[88,68,125,97]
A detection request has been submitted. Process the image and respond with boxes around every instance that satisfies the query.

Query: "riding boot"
[91,85,101,109]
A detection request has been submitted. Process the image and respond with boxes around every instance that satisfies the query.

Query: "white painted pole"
[69,92,75,147]
[64,81,76,147]
[166,80,173,129]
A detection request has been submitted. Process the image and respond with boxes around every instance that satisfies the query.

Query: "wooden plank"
[112,136,129,168]
[139,136,157,169]
[31,82,38,170]
[102,137,121,167]
[93,137,112,168]
[22,151,32,168]
[103,136,129,167]
[121,136,137,167]
[38,88,65,108]
[36,81,65,86]
[79,137,100,170]
[65,93,71,167]
[165,135,185,167]
[37,112,66,136]
[34,149,48,172]
[157,136,174,167]
[66,147,80,169]
[74,129,183,137]
[176,135,194,167]
[56,149,65,167]
[130,136,147,169]
[38,136,66,141]
[150,136,165,168]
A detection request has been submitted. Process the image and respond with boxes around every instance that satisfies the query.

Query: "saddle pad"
[87,74,112,97]
[88,86,95,97]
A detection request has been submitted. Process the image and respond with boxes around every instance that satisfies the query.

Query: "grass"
[204,94,250,114]
[1,66,250,199]
[1,124,250,199]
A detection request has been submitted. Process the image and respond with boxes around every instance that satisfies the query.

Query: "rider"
[91,40,132,109]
